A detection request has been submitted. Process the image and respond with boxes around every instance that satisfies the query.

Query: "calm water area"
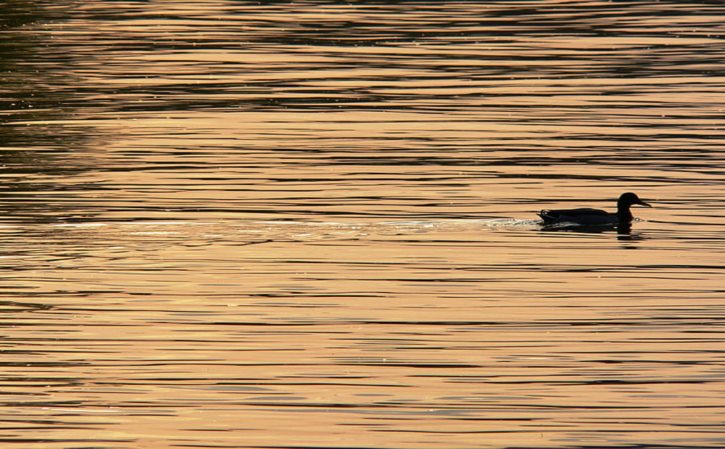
[1,1,724,448]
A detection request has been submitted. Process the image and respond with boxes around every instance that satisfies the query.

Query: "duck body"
[538,192,651,228]
[539,207,620,226]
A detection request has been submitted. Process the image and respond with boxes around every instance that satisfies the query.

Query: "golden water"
[1,1,723,448]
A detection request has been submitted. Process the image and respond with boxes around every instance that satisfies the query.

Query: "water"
[1,1,723,448]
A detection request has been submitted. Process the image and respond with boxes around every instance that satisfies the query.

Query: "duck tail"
[538,209,555,223]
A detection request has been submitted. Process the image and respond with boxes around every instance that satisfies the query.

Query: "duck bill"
[637,200,652,208]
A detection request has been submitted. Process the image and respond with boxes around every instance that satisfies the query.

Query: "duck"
[538,192,651,227]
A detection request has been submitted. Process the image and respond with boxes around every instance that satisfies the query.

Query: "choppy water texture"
[1,1,724,448]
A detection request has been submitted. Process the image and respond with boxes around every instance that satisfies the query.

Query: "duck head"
[618,192,651,209]
[616,192,651,223]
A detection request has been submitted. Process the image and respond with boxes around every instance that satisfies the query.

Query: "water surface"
[0,1,723,448]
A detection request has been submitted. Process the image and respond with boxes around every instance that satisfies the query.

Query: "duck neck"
[617,202,633,222]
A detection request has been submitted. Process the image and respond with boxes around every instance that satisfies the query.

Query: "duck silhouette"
[538,192,651,228]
